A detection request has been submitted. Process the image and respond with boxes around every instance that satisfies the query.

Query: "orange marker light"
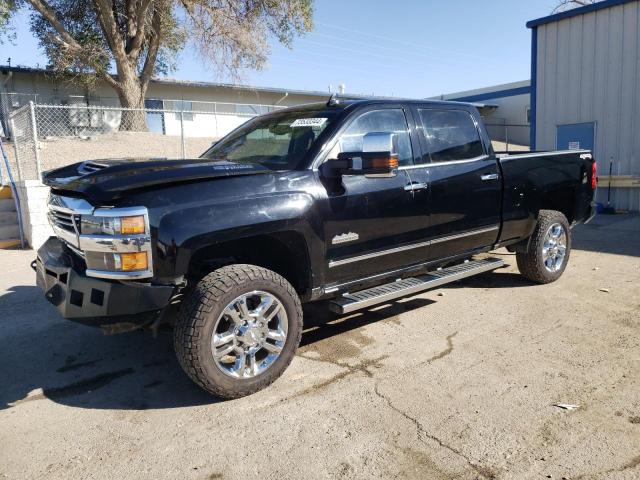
[121,215,146,234]
[370,157,399,169]
[119,252,148,271]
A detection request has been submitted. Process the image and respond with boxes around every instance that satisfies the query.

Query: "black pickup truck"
[36,98,597,398]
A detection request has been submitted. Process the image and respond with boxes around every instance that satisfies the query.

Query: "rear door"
[412,106,501,260]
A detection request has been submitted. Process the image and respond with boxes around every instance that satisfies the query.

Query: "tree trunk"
[116,77,148,132]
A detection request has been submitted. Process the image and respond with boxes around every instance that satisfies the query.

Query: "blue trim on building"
[526,0,635,28]
[448,86,530,103]
[530,27,537,150]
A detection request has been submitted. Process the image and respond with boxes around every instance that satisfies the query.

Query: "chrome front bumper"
[48,194,153,280]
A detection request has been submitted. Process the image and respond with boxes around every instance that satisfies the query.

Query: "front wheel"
[174,264,303,399]
[516,210,571,284]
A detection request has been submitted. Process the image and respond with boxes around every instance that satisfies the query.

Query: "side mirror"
[327,132,399,178]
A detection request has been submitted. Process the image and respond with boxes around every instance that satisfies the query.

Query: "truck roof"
[277,98,479,115]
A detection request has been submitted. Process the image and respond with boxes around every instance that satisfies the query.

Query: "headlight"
[81,215,146,235]
[78,207,153,280]
[85,252,150,272]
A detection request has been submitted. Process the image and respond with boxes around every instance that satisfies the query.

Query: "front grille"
[48,209,77,233]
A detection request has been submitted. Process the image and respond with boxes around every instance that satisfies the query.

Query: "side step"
[330,257,505,314]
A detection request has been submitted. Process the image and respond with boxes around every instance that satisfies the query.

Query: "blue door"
[144,99,165,134]
[556,122,595,151]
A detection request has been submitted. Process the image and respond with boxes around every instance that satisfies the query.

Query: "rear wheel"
[174,264,303,399]
[516,210,571,284]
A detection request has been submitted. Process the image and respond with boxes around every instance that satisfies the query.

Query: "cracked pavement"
[1,214,639,479]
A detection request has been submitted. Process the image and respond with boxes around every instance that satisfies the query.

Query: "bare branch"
[127,0,153,58]
[552,0,597,13]
[92,0,128,61]
[25,0,83,53]
[139,7,161,87]
[98,70,120,89]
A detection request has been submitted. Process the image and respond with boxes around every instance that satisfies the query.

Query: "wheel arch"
[187,231,313,299]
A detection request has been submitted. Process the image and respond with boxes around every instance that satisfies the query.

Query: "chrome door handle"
[404,182,428,192]
[480,173,499,181]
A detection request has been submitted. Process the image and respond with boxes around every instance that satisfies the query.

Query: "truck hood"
[42,158,272,201]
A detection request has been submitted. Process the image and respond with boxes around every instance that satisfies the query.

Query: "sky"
[1,0,561,98]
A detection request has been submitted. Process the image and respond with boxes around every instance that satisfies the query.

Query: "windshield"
[201,108,340,170]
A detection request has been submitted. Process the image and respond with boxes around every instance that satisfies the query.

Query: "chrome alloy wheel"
[542,223,567,273]
[211,291,288,379]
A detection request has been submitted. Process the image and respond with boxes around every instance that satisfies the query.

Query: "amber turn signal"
[121,215,146,234]
[370,157,399,169]
[119,252,148,271]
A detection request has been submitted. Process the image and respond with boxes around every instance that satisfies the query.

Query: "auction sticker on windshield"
[290,118,327,128]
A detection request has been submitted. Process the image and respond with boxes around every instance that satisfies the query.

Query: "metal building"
[528,0,640,211]
[430,80,531,148]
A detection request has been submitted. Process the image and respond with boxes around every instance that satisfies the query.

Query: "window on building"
[417,109,484,162]
[525,107,531,124]
[236,104,272,115]
[173,100,194,121]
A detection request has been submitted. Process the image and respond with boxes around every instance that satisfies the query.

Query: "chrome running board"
[329,257,504,314]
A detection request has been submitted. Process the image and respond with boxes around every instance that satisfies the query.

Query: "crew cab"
[35,98,597,398]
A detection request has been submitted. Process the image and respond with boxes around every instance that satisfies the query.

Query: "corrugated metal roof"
[527,0,636,28]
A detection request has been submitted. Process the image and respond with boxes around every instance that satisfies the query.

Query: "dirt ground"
[0,214,638,480]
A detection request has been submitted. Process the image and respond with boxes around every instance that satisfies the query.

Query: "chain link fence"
[6,101,285,182]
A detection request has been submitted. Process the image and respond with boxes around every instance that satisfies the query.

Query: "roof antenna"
[327,92,340,106]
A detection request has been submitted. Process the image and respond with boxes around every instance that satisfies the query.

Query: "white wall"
[481,94,531,147]
[163,111,251,138]
[15,180,53,249]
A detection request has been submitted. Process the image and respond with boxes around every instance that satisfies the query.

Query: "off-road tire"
[516,210,571,284]
[174,264,303,399]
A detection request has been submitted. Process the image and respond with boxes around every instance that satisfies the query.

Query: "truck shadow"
[571,215,640,257]
[0,286,434,411]
[447,267,534,289]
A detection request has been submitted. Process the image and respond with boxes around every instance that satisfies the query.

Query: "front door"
[556,122,595,151]
[319,107,429,285]
[412,107,502,260]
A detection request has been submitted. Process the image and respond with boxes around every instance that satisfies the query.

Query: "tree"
[553,0,598,13]
[1,0,312,130]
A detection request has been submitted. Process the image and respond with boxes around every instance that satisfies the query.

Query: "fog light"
[118,252,148,271]
[120,216,146,234]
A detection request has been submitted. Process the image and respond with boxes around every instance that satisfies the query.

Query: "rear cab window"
[416,109,485,163]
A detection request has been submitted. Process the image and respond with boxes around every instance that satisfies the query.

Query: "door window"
[333,109,414,166]
[417,109,484,162]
